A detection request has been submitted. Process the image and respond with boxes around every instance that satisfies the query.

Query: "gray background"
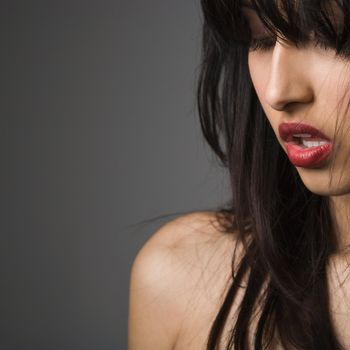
[1,1,229,349]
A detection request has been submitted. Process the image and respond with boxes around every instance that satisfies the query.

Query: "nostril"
[268,100,289,111]
[272,103,288,111]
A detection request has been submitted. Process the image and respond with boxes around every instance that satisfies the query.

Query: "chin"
[298,172,350,197]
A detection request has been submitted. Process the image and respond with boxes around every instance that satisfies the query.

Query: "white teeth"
[302,140,329,148]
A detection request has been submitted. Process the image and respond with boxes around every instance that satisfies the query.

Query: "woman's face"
[246,7,350,197]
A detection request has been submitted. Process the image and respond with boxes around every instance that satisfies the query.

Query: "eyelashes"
[248,36,334,52]
[248,36,276,52]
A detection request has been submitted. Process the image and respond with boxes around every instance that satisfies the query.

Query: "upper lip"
[278,122,332,143]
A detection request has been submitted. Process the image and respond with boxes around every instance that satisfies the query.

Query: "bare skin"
[128,212,238,349]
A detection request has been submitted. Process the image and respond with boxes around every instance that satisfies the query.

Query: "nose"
[264,40,314,111]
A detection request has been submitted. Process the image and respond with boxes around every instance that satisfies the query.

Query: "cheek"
[313,62,350,141]
[319,66,350,117]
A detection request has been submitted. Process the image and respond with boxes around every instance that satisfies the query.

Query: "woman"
[129,0,350,349]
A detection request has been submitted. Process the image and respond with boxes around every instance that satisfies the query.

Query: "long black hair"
[197,0,350,349]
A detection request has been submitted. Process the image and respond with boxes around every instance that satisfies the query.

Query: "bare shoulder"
[128,211,245,350]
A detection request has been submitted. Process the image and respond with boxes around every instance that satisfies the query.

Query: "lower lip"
[285,142,333,168]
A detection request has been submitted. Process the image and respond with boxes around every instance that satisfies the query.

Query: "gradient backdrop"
[2,1,230,349]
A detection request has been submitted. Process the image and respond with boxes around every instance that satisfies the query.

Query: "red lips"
[278,122,333,168]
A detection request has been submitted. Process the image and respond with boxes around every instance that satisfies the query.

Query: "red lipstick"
[278,122,333,168]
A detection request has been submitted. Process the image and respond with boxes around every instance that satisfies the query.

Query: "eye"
[249,36,276,52]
